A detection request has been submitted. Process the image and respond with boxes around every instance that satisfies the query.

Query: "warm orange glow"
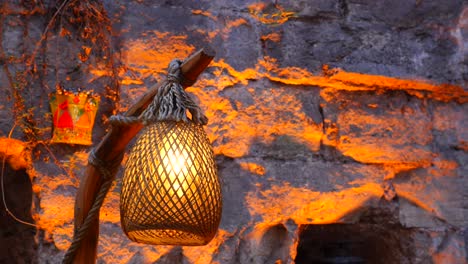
[193,84,322,158]
[120,79,143,85]
[430,159,458,177]
[239,162,266,176]
[195,56,467,102]
[394,190,442,219]
[335,110,433,165]
[122,32,195,79]
[121,122,222,246]
[245,183,384,225]
[191,9,217,21]
[163,148,189,178]
[159,132,195,198]
[226,18,249,28]
[183,229,232,263]
[89,31,195,96]
[36,194,75,250]
[329,71,467,103]
[187,56,466,164]
[32,151,95,250]
[35,32,464,261]
[0,138,31,170]
[248,3,296,24]
[392,158,463,226]
[261,32,282,42]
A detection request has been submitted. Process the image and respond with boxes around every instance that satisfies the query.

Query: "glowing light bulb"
[166,148,188,175]
[161,146,193,198]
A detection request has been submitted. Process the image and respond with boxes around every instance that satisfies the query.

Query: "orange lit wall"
[0,1,466,263]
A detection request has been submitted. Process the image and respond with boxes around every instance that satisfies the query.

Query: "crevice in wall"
[295,223,413,264]
[0,165,37,264]
[338,0,349,18]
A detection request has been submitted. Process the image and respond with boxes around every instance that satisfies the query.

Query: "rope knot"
[166,59,183,83]
[140,59,208,125]
[106,59,208,127]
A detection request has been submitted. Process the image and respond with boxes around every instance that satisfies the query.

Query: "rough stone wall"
[0,0,466,263]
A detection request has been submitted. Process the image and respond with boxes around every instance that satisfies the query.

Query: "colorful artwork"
[49,90,100,145]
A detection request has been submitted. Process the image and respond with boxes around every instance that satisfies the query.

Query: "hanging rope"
[109,59,208,126]
[62,59,207,263]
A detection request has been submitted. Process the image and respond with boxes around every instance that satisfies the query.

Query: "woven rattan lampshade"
[120,120,222,246]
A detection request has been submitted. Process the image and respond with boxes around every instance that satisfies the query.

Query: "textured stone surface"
[0,0,467,263]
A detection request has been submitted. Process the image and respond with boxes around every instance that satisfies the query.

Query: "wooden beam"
[71,47,215,263]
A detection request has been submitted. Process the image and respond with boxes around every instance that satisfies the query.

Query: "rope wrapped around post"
[62,150,122,264]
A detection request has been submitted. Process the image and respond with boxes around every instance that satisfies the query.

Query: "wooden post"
[71,47,215,263]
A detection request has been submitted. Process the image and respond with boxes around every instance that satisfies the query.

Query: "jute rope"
[62,59,206,263]
[109,59,207,126]
[62,150,122,264]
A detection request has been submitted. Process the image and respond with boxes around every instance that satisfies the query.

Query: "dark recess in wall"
[295,223,414,264]
[0,166,37,264]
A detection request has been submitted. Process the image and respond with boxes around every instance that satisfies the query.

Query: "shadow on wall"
[0,165,37,264]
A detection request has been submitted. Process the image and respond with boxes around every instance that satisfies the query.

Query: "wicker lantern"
[120,60,222,246]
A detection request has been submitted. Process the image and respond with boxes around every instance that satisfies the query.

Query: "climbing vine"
[0,0,120,147]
